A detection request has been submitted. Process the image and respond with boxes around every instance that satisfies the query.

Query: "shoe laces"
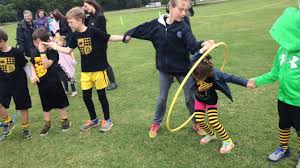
[101,120,107,127]
[274,147,284,155]
[84,120,92,126]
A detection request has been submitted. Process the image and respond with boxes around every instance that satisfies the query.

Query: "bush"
[0,4,17,23]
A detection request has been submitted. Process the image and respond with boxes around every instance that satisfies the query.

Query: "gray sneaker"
[106,83,118,90]
[23,129,32,139]
[3,122,15,136]
[268,146,290,162]
[80,119,99,132]
[99,119,113,132]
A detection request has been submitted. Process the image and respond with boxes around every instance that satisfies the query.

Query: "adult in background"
[16,10,37,57]
[35,9,50,31]
[49,11,60,36]
[52,9,73,45]
[83,0,118,90]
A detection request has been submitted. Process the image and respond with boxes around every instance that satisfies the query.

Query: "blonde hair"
[54,34,66,46]
[169,0,190,8]
[66,7,85,23]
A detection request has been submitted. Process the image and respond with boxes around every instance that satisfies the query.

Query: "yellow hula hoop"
[166,42,229,132]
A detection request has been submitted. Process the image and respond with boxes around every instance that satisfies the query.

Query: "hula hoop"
[166,42,229,132]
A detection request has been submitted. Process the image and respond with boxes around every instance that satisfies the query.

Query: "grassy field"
[1,0,299,167]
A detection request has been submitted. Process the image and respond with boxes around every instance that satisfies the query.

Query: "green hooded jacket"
[255,7,300,106]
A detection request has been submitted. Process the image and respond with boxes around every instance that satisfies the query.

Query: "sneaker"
[80,119,99,132]
[193,123,207,136]
[149,123,160,139]
[0,134,6,141]
[106,83,118,90]
[61,120,71,131]
[3,122,15,136]
[220,140,235,154]
[70,91,77,97]
[296,155,300,168]
[268,146,290,162]
[40,125,51,136]
[200,134,217,144]
[99,119,113,132]
[23,129,32,139]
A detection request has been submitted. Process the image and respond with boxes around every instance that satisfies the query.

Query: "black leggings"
[82,88,110,120]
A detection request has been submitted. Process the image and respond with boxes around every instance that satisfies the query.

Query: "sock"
[4,116,12,124]
[22,123,29,129]
[208,108,231,142]
[45,120,51,127]
[279,128,291,150]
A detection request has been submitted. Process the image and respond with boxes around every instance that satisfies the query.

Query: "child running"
[43,7,124,132]
[192,54,250,153]
[30,28,70,136]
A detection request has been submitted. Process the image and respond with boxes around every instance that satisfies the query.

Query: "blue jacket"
[191,68,248,102]
[124,14,203,74]
[191,53,248,102]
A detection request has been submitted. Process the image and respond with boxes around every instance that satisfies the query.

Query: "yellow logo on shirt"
[197,80,213,92]
[34,57,47,77]
[78,38,92,55]
[0,57,15,73]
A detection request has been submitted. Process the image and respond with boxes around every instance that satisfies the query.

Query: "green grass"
[1,0,299,167]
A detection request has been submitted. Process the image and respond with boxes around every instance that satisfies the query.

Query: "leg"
[106,65,118,90]
[97,89,110,120]
[268,100,292,161]
[40,111,51,136]
[152,71,173,124]
[82,89,97,120]
[58,108,70,131]
[63,81,69,92]
[20,109,29,129]
[177,75,196,124]
[149,71,173,138]
[194,100,214,136]
[71,81,76,92]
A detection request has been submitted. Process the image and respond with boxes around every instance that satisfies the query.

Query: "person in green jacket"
[248,7,300,167]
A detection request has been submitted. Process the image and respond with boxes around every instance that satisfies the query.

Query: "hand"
[41,42,57,50]
[200,40,215,54]
[38,43,47,53]
[30,75,40,84]
[123,35,131,43]
[247,79,256,89]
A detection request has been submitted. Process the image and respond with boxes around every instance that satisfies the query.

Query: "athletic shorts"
[80,71,108,90]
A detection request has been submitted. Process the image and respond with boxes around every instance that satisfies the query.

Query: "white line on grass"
[194,0,289,18]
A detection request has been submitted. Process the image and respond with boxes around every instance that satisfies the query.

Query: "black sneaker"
[23,129,32,139]
[40,125,51,136]
[61,120,70,132]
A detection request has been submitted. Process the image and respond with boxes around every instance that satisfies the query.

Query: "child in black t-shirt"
[44,7,124,132]
[30,28,70,136]
[0,28,32,140]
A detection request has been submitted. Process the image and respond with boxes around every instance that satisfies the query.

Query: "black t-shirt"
[68,27,111,72]
[30,49,60,83]
[0,47,27,80]
[194,76,218,105]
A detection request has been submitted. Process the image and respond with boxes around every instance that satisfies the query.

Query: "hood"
[270,7,300,52]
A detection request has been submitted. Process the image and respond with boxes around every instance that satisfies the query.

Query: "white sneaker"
[70,92,77,97]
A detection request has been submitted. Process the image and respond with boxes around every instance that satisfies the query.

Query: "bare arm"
[30,64,39,84]
[109,35,124,42]
[41,42,73,54]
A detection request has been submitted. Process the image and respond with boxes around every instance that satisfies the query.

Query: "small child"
[54,35,77,96]
[0,28,32,140]
[192,55,249,153]
[30,28,70,136]
[248,7,300,167]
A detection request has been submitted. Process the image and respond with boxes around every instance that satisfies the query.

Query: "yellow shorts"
[80,71,109,90]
